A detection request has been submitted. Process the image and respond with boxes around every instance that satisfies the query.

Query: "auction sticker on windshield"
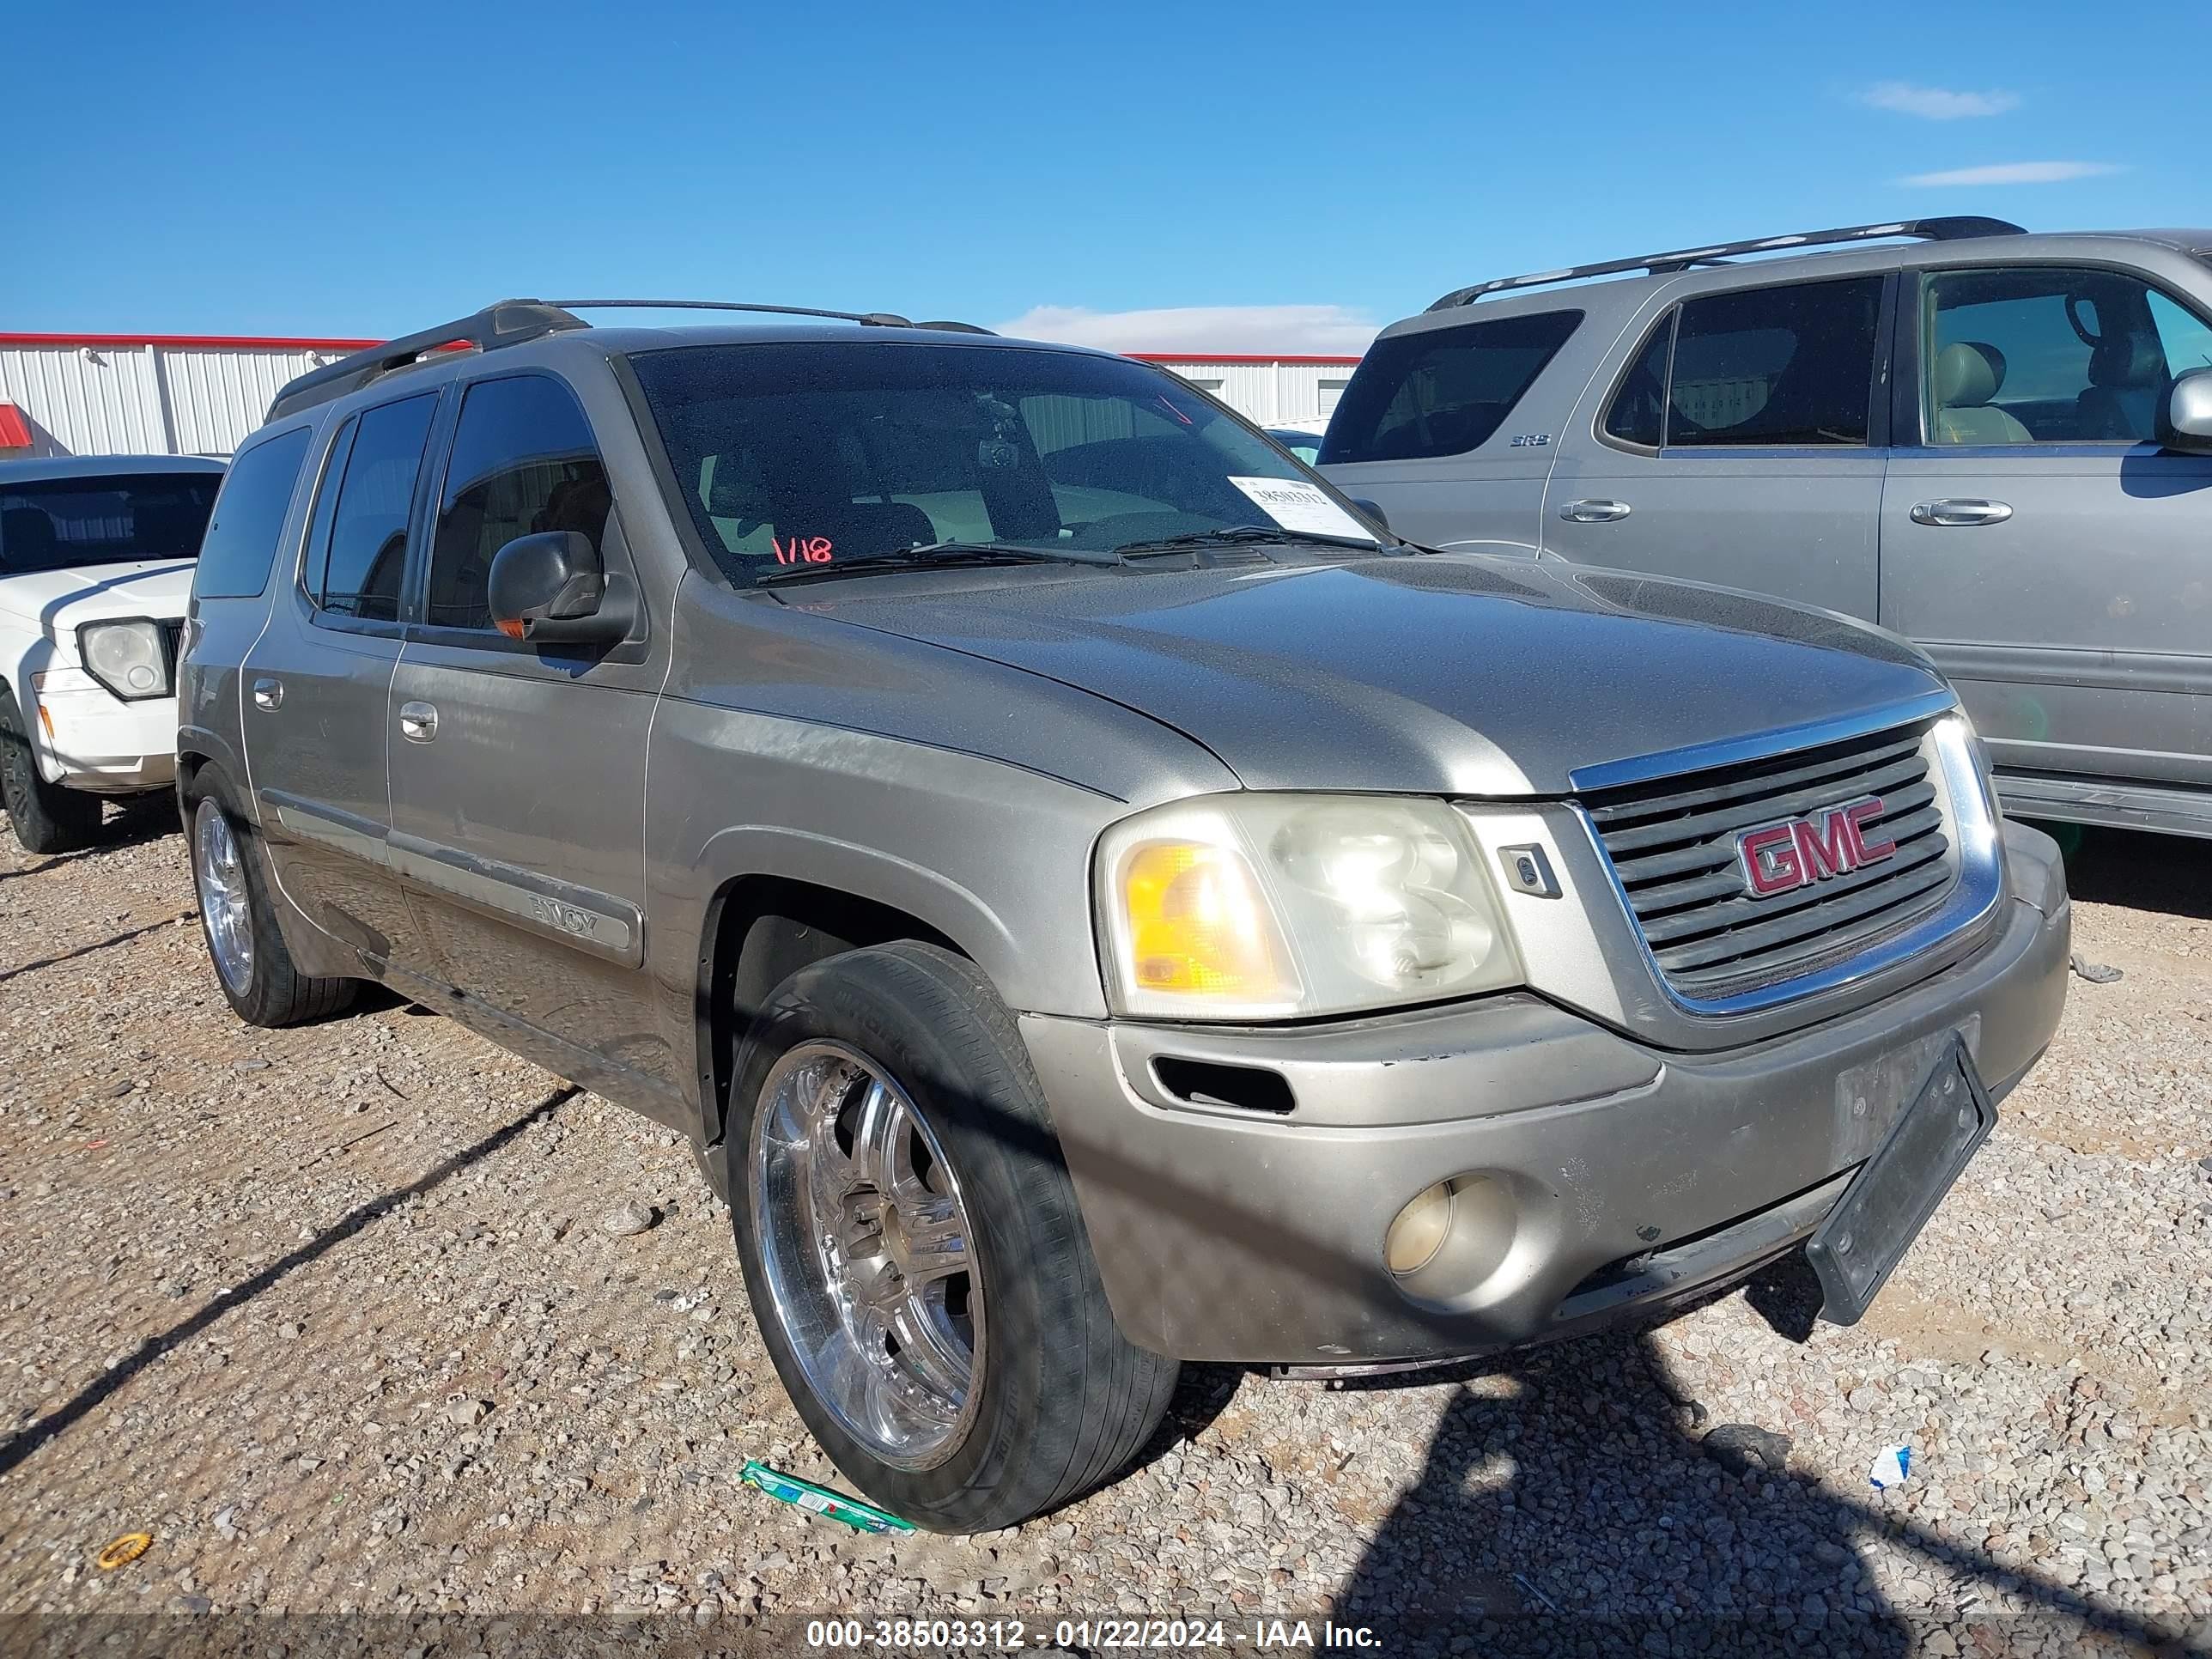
[1226,477,1376,543]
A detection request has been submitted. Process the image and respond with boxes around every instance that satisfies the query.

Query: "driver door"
[382,370,683,1118]
[1879,264,2212,799]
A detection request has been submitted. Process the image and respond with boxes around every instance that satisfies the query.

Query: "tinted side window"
[192,430,310,599]
[1602,313,1674,448]
[314,394,437,622]
[1667,278,1882,447]
[1923,267,2204,445]
[428,376,610,632]
[1321,310,1583,464]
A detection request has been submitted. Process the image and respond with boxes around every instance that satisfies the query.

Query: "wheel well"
[697,876,963,1148]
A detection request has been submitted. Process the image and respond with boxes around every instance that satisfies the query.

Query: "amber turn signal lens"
[1121,841,1288,997]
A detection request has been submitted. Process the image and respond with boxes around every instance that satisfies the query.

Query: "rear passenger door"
[181,422,315,788]
[1542,276,1889,619]
[240,392,440,974]
[383,372,681,1117]
[1316,308,1583,550]
[1880,265,2212,801]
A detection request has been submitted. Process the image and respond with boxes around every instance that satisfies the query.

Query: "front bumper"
[1021,821,2070,1365]
[32,685,178,791]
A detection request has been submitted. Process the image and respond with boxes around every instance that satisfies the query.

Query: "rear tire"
[0,685,104,855]
[726,941,1177,1532]
[185,775,358,1027]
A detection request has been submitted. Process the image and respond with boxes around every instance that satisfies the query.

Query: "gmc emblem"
[1736,797,1897,898]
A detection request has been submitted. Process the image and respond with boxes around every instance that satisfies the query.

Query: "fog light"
[1387,1181,1454,1276]
[1383,1172,1521,1304]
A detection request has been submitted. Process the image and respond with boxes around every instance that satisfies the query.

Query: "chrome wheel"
[750,1041,983,1469]
[193,799,254,996]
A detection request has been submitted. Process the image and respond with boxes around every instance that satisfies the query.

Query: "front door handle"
[250,677,283,710]
[398,701,439,743]
[1910,498,2013,527]
[1560,498,1632,524]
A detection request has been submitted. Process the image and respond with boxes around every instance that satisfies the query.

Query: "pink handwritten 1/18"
[773,535,834,565]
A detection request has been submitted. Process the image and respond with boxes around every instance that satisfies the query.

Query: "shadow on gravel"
[1332,1309,2180,1656]
[0,795,180,880]
[0,1085,578,1480]
[2033,822,2212,923]
[0,908,197,986]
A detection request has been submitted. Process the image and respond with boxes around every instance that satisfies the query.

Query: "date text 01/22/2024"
[803,1618,1383,1650]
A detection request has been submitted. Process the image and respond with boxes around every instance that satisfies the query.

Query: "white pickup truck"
[1,455,223,852]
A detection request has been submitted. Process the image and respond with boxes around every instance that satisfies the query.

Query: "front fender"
[644,702,1139,1085]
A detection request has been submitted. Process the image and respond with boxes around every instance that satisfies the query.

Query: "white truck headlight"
[1097,794,1522,1019]
[77,620,172,700]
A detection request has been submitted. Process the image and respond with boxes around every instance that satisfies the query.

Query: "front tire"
[0,685,104,855]
[726,941,1176,1531]
[185,780,357,1026]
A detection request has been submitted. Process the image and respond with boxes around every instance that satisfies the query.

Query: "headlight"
[76,620,172,700]
[1097,793,1522,1019]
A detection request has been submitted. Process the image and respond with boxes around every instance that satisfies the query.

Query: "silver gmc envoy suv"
[177,299,2070,1531]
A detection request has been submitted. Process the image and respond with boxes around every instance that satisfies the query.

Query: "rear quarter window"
[191,429,311,600]
[1320,310,1582,464]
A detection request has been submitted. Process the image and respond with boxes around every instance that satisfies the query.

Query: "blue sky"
[7,1,2204,350]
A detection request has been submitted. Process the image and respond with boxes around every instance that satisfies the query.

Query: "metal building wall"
[0,339,365,459]
[1,337,1368,459]
[1139,358,1362,426]
[159,347,340,455]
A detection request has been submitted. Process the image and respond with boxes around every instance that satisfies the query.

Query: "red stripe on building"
[0,403,34,447]
[1127,352,1362,365]
[0,333,381,351]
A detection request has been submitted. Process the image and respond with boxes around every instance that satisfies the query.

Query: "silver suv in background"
[178,298,2069,1530]
[1320,218,2212,840]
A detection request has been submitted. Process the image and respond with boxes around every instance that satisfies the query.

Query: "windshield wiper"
[1113,526,1389,558]
[755,542,1113,586]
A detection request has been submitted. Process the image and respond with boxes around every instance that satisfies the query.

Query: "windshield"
[628,342,1375,583]
[0,473,220,574]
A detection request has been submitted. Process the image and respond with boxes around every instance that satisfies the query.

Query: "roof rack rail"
[267,298,995,421]
[1426,216,2028,311]
[266,299,584,420]
[548,300,993,334]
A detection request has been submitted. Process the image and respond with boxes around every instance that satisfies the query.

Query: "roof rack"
[265,298,996,420]
[1426,216,2028,311]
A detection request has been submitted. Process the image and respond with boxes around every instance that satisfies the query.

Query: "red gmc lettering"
[1739,822,1802,896]
[1793,807,1859,881]
[1737,796,1894,898]
[1846,797,1895,863]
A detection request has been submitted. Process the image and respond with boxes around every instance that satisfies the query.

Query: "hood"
[805,554,1948,796]
[0,561,197,644]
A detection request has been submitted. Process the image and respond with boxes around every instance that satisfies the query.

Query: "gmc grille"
[1583,719,1955,1002]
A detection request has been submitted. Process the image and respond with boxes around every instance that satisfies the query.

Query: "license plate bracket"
[1808,1033,1995,1325]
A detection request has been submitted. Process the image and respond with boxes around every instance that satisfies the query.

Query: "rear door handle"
[398,701,439,743]
[250,677,283,710]
[1560,498,1632,524]
[1910,498,2013,527]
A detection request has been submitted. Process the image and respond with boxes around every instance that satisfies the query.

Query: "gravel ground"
[2,805,2208,1657]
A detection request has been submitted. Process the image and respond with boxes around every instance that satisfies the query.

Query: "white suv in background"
[0,455,223,852]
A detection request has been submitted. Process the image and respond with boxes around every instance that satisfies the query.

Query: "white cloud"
[994,303,1377,356]
[1899,160,2124,187]
[1862,81,2021,119]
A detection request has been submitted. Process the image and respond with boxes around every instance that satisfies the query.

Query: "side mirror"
[2162,368,2212,454]
[1348,497,1391,532]
[487,531,632,646]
